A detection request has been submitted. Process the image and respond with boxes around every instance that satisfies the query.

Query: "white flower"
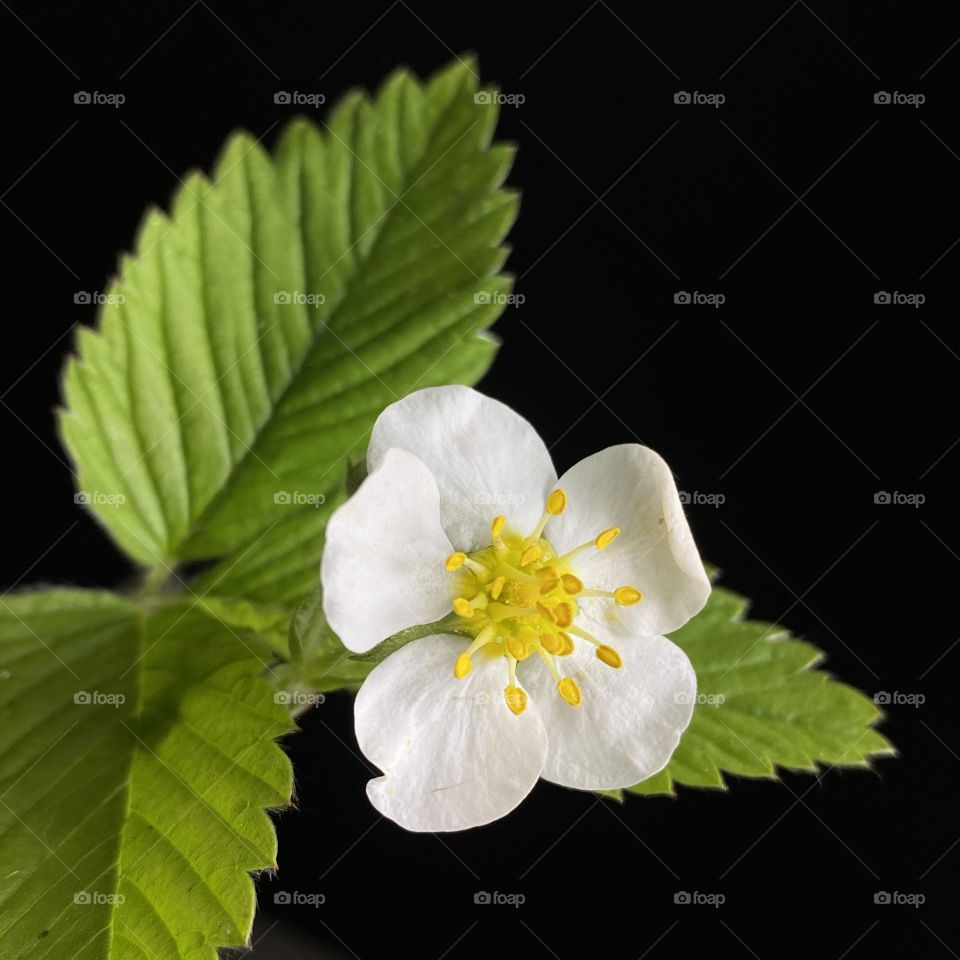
[322,386,710,831]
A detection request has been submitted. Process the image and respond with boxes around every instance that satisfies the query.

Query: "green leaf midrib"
[103,606,145,958]
[172,80,472,570]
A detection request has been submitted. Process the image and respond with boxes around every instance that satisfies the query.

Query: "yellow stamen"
[568,624,600,646]
[453,597,475,618]
[596,645,622,669]
[488,602,539,622]
[546,489,567,515]
[596,527,621,550]
[520,544,542,566]
[560,573,583,595]
[535,566,559,593]
[445,551,466,571]
[536,646,562,681]
[491,515,507,541]
[500,563,543,586]
[504,684,528,715]
[506,635,529,661]
[468,625,498,654]
[556,631,575,655]
[490,575,506,600]
[559,529,621,564]
[508,652,518,685]
[536,601,556,623]
[530,490,567,541]
[454,652,473,678]
[539,632,562,654]
[614,586,643,605]
[558,676,582,707]
[553,602,573,628]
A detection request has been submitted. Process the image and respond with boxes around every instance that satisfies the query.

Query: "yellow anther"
[614,586,643,606]
[539,632,562,654]
[560,573,583,595]
[490,575,506,600]
[535,566,559,593]
[556,631,575,655]
[553,602,573,628]
[506,635,529,661]
[536,601,556,624]
[546,489,567,515]
[520,544,542,566]
[453,597,475,618]
[504,684,528,715]
[491,515,507,540]
[445,552,467,571]
[596,527,621,550]
[596,645,622,669]
[558,677,582,707]
[454,653,473,678]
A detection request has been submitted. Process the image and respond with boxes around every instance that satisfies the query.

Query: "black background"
[1,2,957,957]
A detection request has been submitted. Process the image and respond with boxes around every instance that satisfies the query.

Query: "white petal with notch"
[355,634,549,831]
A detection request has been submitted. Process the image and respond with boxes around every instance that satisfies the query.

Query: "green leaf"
[0,590,293,958]
[191,595,292,659]
[59,57,517,599]
[623,586,894,798]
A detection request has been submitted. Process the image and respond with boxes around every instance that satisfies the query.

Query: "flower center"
[444,489,643,715]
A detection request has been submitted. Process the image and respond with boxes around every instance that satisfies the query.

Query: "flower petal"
[518,631,695,790]
[368,386,557,550]
[355,635,548,831]
[321,448,454,653]
[549,444,710,638]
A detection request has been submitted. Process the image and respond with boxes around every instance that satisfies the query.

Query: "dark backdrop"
[1,2,956,957]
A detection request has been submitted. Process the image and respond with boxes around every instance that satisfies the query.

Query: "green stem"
[349,613,471,664]
[137,562,174,599]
